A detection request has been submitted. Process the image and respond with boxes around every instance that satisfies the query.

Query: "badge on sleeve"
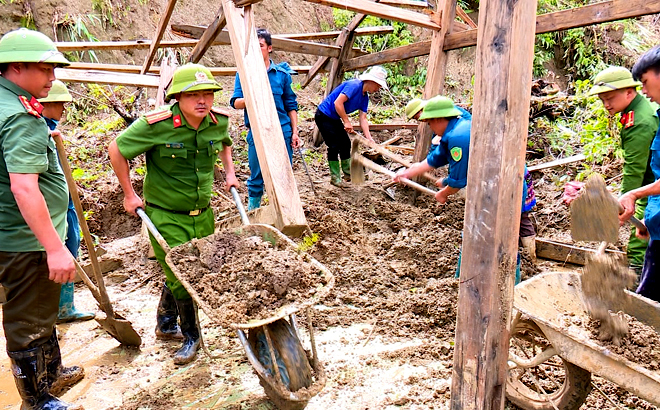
[450,147,463,161]
[620,111,635,129]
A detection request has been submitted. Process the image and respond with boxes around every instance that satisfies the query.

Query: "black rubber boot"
[42,330,84,397]
[173,298,200,365]
[155,285,183,340]
[8,345,83,410]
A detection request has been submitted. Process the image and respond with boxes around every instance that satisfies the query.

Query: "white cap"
[359,65,388,90]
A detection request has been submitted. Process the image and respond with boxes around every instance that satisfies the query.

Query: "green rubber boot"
[248,196,262,211]
[57,283,95,323]
[340,159,351,182]
[328,161,346,187]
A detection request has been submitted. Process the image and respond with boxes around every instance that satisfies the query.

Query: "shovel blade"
[96,315,142,347]
[570,174,620,243]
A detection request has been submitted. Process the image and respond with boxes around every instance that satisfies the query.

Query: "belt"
[145,202,208,216]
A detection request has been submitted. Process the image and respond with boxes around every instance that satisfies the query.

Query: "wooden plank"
[528,154,586,172]
[56,39,201,51]
[141,0,178,74]
[456,6,477,28]
[222,0,307,235]
[451,0,537,407]
[379,0,429,9]
[55,68,160,88]
[172,24,394,41]
[189,7,227,63]
[66,62,311,75]
[353,123,417,131]
[301,0,441,30]
[343,40,432,72]
[535,237,625,265]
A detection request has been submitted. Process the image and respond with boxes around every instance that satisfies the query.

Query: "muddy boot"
[340,159,351,182]
[8,345,84,410]
[173,298,200,365]
[248,196,262,211]
[155,284,182,341]
[521,235,536,264]
[328,161,346,187]
[42,330,84,397]
[57,283,95,324]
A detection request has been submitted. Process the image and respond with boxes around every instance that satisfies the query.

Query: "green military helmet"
[419,95,461,120]
[588,66,641,96]
[0,28,70,66]
[166,64,221,98]
[38,80,72,103]
[405,98,426,119]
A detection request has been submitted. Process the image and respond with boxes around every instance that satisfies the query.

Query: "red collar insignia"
[209,112,217,124]
[620,111,635,129]
[173,114,183,128]
[18,95,43,117]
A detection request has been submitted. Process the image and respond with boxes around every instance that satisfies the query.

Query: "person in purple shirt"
[315,65,388,187]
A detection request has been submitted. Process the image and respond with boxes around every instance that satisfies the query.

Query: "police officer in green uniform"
[589,66,659,272]
[109,63,239,365]
[0,29,84,410]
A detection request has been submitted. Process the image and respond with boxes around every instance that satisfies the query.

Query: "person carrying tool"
[588,66,658,274]
[618,46,660,303]
[0,28,85,410]
[393,95,471,204]
[108,63,239,364]
[38,80,96,324]
[230,28,300,210]
[315,65,388,187]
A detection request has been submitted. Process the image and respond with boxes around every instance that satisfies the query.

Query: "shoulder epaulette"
[211,107,230,117]
[145,110,173,125]
[18,95,43,118]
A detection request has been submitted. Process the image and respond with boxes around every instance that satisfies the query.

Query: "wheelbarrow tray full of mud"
[506,271,660,409]
[164,222,334,410]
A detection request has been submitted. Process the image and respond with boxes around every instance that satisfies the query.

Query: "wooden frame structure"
[52,0,660,404]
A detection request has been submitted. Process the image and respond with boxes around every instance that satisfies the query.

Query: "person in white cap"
[314,65,388,187]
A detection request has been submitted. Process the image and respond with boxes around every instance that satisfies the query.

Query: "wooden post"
[450,0,537,408]
[188,7,226,63]
[141,0,177,74]
[222,0,308,235]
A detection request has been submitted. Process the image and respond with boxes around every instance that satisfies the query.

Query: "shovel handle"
[136,208,171,253]
[70,253,112,315]
[355,154,438,197]
[230,187,250,226]
[616,203,648,235]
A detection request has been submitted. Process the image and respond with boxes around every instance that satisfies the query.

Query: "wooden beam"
[301,0,441,30]
[55,68,160,88]
[343,39,432,72]
[379,0,429,9]
[451,0,537,407]
[66,62,311,75]
[528,154,586,172]
[141,0,178,74]
[222,0,307,235]
[173,24,394,41]
[353,123,417,131]
[189,7,227,63]
[535,237,624,265]
[56,39,201,51]
[456,6,477,28]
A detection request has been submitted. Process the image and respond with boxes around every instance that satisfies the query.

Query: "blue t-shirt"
[644,111,660,240]
[317,79,369,120]
[426,107,472,189]
[230,61,298,135]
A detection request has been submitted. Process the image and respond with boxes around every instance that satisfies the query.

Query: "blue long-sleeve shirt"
[643,111,660,240]
[230,61,298,135]
[426,107,472,189]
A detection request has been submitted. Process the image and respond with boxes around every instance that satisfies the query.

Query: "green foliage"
[91,0,115,27]
[56,14,101,62]
[297,232,319,252]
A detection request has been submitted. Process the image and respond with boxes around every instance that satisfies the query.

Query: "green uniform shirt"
[620,93,658,194]
[115,103,232,212]
[0,77,68,251]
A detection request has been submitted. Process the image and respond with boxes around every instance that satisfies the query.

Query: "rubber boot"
[515,253,522,285]
[173,298,200,365]
[340,159,351,182]
[328,161,346,187]
[155,285,183,341]
[42,330,84,397]
[57,283,95,324]
[247,196,262,211]
[520,235,537,264]
[8,345,84,410]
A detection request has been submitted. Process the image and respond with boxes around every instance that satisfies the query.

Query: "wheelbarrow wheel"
[506,318,592,410]
[248,319,313,410]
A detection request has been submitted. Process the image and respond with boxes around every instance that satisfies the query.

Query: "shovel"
[53,134,141,346]
[297,147,317,197]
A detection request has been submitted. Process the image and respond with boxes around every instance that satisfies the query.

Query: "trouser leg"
[637,239,660,303]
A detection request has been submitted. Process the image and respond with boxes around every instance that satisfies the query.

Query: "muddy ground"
[0,124,657,410]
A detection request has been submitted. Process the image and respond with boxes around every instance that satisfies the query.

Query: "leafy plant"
[297,232,319,252]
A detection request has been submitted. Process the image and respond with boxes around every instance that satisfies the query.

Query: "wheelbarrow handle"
[136,207,171,253]
[230,187,250,226]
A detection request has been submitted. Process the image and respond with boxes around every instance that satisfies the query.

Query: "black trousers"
[0,251,59,352]
[315,109,351,162]
[638,238,660,303]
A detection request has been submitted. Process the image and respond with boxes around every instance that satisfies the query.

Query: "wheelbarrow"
[506,271,660,409]
[139,189,333,409]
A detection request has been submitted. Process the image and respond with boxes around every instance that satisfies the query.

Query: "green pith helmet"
[38,80,72,103]
[166,64,221,98]
[419,95,461,120]
[405,98,426,119]
[0,28,70,66]
[588,66,641,96]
